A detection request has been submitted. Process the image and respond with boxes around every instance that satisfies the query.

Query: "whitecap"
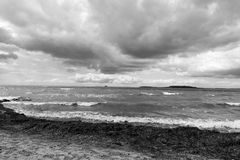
[76,94,118,98]
[162,92,181,96]
[60,88,72,91]
[207,94,215,97]
[9,108,240,132]
[140,92,155,96]
[2,101,101,106]
[224,102,240,106]
[0,96,20,101]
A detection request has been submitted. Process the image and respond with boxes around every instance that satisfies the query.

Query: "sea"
[1,86,240,132]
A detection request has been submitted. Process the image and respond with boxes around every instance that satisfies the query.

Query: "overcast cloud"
[0,0,240,87]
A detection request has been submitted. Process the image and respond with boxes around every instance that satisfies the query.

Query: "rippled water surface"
[1,86,240,132]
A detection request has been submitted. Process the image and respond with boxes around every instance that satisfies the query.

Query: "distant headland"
[139,85,198,89]
[168,85,198,89]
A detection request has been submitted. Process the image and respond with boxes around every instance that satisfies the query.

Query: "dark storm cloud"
[65,58,151,74]
[90,0,240,58]
[0,0,99,59]
[22,39,96,60]
[0,0,240,74]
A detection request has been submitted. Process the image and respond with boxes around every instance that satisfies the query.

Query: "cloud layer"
[1,0,240,74]
[75,73,139,84]
[0,44,18,60]
[90,0,240,58]
[1,0,240,86]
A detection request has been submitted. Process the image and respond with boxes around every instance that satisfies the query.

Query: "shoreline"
[1,103,240,159]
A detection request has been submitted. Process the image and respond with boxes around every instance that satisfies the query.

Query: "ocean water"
[1,86,240,132]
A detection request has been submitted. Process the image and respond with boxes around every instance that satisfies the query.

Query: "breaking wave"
[78,94,118,98]
[60,88,72,91]
[224,102,240,106]
[0,96,20,101]
[8,108,240,132]
[162,92,181,96]
[0,96,31,101]
[139,92,155,96]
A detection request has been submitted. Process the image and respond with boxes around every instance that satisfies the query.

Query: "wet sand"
[1,103,240,159]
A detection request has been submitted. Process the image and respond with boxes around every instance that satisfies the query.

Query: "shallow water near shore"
[1,86,240,132]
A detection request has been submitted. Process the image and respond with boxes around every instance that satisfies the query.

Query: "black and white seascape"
[1,0,240,159]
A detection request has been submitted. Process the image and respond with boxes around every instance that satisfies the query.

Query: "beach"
[1,103,240,159]
[1,0,240,159]
[0,129,152,160]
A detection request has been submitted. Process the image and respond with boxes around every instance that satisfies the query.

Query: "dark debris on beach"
[0,102,240,159]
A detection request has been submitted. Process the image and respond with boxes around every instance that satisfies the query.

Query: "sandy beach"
[1,103,240,159]
[0,130,154,160]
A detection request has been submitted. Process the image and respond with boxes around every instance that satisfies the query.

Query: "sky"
[1,0,240,87]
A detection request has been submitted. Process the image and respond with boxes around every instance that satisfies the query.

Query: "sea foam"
[8,107,240,132]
